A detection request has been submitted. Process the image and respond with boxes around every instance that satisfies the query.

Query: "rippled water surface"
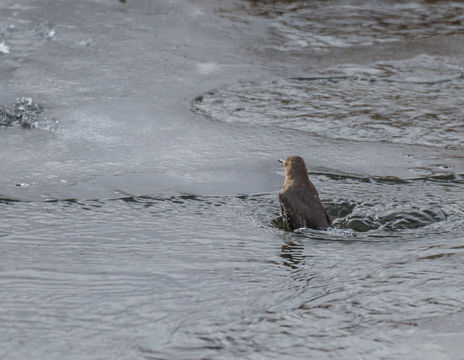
[193,55,464,148]
[1,183,464,359]
[229,0,464,51]
[1,0,464,359]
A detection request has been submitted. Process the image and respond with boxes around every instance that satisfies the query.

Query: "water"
[229,0,464,51]
[1,0,464,359]
[193,55,464,148]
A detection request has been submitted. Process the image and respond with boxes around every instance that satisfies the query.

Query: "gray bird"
[279,155,330,231]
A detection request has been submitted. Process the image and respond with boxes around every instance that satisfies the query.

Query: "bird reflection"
[280,242,304,269]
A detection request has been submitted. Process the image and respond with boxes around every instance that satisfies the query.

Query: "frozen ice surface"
[0,40,10,54]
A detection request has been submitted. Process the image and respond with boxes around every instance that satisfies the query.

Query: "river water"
[1,0,464,359]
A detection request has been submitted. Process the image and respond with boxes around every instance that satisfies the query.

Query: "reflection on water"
[193,55,464,148]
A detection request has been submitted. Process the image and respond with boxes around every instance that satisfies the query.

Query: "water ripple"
[227,0,464,51]
[193,56,464,149]
[0,185,463,358]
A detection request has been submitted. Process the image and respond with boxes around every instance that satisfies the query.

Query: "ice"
[0,41,10,54]
[196,62,221,75]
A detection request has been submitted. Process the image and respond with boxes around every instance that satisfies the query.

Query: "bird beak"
[278,159,285,165]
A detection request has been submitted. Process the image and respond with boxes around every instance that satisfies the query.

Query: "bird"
[278,155,330,230]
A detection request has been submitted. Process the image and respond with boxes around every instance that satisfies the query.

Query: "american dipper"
[279,155,330,230]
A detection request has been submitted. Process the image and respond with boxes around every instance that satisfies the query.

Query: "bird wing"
[280,189,330,230]
[279,191,306,230]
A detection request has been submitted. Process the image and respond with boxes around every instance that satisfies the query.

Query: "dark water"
[1,0,464,359]
[231,0,464,51]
